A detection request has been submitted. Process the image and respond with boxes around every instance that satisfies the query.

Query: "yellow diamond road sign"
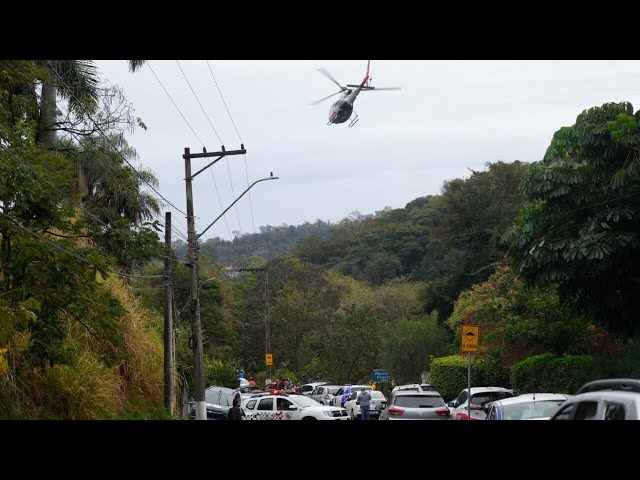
[265,353,273,366]
[462,326,479,353]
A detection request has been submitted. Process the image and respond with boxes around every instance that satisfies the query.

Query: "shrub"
[430,355,470,401]
[510,353,598,394]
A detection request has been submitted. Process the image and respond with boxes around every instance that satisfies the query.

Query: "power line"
[206,61,256,234]
[243,155,256,234]
[0,210,164,279]
[174,60,241,241]
[2,60,191,250]
[206,61,243,144]
[43,60,189,220]
[208,167,235,242]
[146,62,206,149]
[176,61,223,145]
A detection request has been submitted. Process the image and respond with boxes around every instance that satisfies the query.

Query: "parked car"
[300,381,327,396]
[344,390,387,420]
[190,385,241,420]
[550,390,640,420]
[550,379,640,420]
[392,383,435,393]
[485,393,571,420]
[241,393,350,420]
[574,378,640,395]
[310,384,341,405]
[448,387,514,420]
[379,390,450,420]
[332,385,373,407]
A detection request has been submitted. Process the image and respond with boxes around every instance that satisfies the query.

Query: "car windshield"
[394,394,444,408]
[292,396,324,408]
[370,391,386,400]
[471,391,512,405]
[502,400,566,420]
[205,389,235,406]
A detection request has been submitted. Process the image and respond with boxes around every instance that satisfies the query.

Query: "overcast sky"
[94,60,640,243]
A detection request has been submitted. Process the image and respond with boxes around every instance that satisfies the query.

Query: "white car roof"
[462,387,513,396]
[570,390,640,404]
[493,393,571,405]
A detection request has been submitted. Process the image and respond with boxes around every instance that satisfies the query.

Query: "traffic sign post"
[461,325,479,420]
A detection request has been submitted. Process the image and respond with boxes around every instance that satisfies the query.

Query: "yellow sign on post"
[265,353,273,366]
[461,326,479,353]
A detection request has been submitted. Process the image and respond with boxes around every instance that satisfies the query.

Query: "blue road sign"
[372,369,392,383]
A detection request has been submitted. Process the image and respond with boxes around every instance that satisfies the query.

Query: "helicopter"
[311,60,400,127]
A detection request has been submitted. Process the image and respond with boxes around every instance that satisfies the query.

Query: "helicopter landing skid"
[348,113,359,128]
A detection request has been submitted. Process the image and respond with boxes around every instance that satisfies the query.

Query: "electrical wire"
[176,60,243,239]
[206,61,256,234]
[0,210,164,279]
[2,61,191,250]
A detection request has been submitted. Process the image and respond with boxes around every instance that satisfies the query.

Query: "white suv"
[241,393,350,420]
[448,387,514,420]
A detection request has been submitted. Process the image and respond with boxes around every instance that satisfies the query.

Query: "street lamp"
[196,173,279,241]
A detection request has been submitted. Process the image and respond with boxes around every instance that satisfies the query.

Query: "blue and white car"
[485,393,571,420]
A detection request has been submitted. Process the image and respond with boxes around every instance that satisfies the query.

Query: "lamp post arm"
[196,175,278,240]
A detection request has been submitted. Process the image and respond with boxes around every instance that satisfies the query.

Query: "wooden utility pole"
[183,145,268,420]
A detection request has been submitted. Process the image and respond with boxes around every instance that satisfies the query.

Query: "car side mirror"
[447,401,456,408]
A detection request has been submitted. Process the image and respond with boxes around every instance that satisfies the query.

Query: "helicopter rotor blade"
[309,90,342,106]
[317,68,345,90]
[369,87,401,91]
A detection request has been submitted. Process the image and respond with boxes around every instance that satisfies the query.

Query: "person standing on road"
[228,394,244,420]
[357,389,372,420]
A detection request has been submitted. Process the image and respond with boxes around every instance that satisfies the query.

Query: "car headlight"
[323,410,334,417]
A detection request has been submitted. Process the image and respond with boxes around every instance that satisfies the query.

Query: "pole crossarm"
[184,146,247,180]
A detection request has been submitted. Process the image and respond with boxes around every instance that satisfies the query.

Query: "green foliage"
[204,357,238,388]
[0,62,166,419]
[510,353,598,394]
[447,266,614,369]
[312,304,383,384]
[429,355,472,401]
[379,312,453,384]
[504,102,640,338]
[193,219,335,264]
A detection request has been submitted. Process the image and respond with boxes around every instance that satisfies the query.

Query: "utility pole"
[183,145,277,420]
[227,265,271,385]
[265,266,271,384]
[163,212,174,416]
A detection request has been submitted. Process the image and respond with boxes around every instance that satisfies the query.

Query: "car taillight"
[435,406,450,416]
[324,395,330,401]
[388,406,405,415]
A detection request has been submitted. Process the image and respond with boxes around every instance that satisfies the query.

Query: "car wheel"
[302,416,317,421]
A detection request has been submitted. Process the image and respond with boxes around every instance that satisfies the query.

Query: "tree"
[504,102,640,338]
[379,312,452,383]
[419,161,529,320]
[311,304,383,384]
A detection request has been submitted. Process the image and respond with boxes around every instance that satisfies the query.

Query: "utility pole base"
[195,401,207,420]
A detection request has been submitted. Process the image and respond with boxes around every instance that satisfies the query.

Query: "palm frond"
[128,60,146,73]
[57,60,99,115]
